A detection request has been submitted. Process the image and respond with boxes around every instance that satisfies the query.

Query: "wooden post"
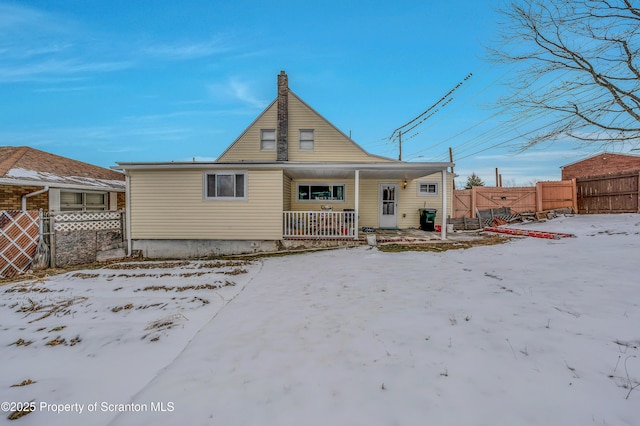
[49,213,56,268]
[471,186,477,218]
[572,178,578,214]
[637,172,640,213]
[449,147,455,190]
[354,170,360,240]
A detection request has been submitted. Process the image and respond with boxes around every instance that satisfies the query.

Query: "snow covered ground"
[0,214,638,426]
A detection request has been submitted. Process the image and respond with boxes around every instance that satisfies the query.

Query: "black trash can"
[419,208,437,231]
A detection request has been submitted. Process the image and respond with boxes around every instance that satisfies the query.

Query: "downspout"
[125,173,132,256]
[22,186,49,210]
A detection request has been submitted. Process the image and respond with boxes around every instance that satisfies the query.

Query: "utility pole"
[449,147,455,189]
[398,130,402,161]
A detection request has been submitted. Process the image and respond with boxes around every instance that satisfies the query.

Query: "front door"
[379,183,398,228]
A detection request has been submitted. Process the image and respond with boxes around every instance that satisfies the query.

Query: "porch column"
[125,173,132,256]
[354,169,360,240]
[441,169,447,240]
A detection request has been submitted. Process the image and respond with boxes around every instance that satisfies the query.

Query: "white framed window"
[418,182,439,196]
[60,191,107,211]
[297,183,345,202]
[299,129,314,151]
[260,129,276,151]
[204,171,247,199]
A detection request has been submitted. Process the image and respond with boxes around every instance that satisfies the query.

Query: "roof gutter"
[0,177,125,192]
[22,186,49,210]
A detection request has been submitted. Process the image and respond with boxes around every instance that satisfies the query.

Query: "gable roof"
[217,90,396,163]
[0,146,125,191]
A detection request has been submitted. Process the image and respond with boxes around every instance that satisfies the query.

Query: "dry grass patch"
[111,303,133,313]
[8,406,33,420]
[377,235,510,253]
[199,260,249,269]
[70,272,100,279]
[45,336,66,346]
[221,268,247,275]
[134,281,236,293]
[11,379,35,387]
[103,261,190,270]
[4,283,58,294]
[17,296,87,323]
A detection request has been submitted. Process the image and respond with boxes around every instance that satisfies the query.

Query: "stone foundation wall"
[54,229,123,267]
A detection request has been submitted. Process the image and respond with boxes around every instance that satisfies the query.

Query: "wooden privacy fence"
[453,180,577,218]
[0,210,41,278]
[577,171,640,214]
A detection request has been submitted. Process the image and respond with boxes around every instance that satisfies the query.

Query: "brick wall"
[562,154,640,180]
[117,192,126,210]
[0,185,49,211]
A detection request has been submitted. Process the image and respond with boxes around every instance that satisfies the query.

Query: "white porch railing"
[283,211,356,239]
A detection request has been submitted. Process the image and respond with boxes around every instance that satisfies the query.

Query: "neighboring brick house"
[561,152,640,180]
[0,146,125,212]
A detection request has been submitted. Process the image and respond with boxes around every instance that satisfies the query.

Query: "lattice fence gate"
[0,210,41,278]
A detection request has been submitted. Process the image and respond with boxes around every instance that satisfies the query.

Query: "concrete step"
[96,247,127,262]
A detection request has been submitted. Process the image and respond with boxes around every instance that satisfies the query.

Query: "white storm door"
[379,183,398,228]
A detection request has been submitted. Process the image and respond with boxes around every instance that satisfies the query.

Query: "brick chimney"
[277,71,288,161]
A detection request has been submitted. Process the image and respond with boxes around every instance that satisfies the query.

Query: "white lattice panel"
[52,211,122,232]
[55,221,120,232]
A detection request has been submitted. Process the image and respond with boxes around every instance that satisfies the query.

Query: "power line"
[388,72,473,142]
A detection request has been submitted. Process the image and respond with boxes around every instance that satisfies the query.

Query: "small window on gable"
[261,129,275,151]
[299,129,314,151]
[418,182,439,196]
[204,172,247,200]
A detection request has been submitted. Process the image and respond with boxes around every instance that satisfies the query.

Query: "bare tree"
[490,0,640,150]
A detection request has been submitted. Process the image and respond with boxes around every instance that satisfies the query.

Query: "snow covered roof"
[0,146,125,191]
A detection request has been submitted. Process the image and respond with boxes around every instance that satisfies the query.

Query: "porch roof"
[114,161,453,180]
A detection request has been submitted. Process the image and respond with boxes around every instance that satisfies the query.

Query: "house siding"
[218,103,279,162]
[286,95,389,162]
[283,174,292,211]
[285,172,452,228]
[129,169,283,240]
[399,173,453,228]
[218,94,391,163]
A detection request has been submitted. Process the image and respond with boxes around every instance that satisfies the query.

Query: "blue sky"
[0,0,631,186]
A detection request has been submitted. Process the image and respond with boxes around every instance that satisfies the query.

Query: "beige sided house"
[116,71,454,258]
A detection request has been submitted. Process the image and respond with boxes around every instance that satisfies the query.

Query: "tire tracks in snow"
[107,259,265,426]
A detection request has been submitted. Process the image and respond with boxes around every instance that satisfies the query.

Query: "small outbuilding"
[561,152,640,180]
